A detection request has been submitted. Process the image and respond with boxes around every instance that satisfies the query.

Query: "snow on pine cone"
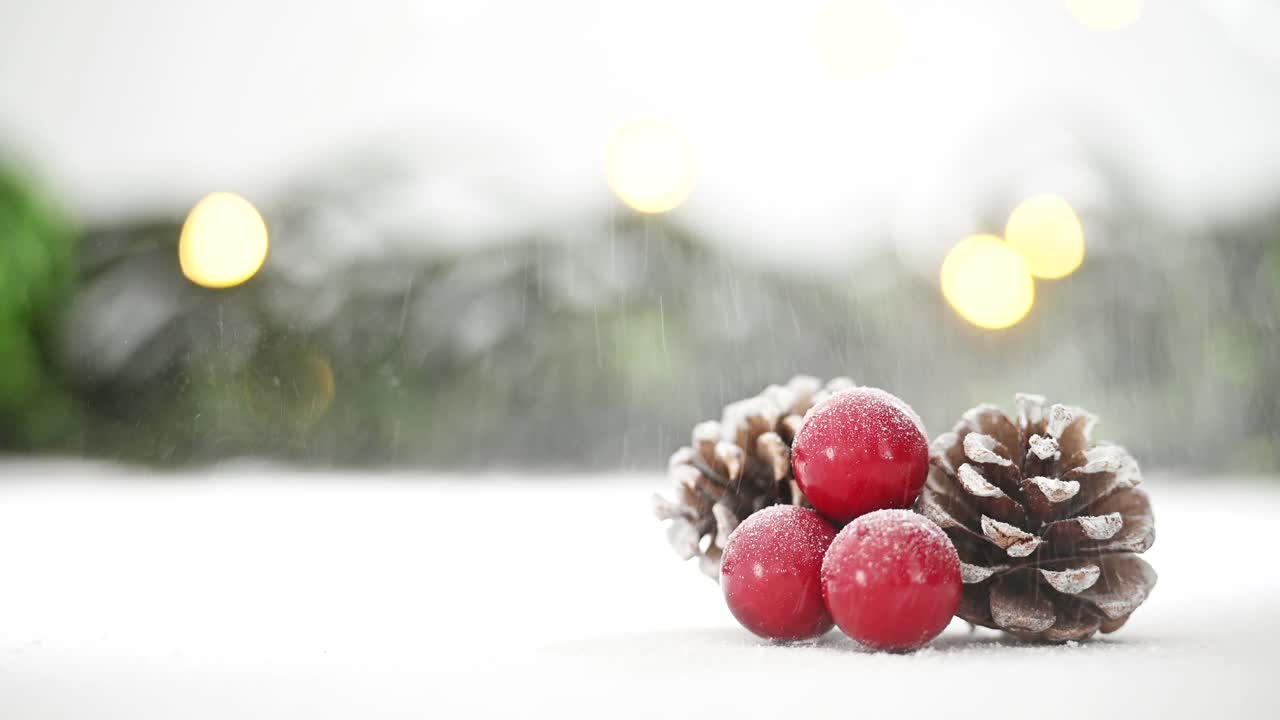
[652,375,854,579]
[916,393,1156,642]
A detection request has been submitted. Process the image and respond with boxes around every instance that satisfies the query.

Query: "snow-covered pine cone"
[652,375,854,579]
[916,393,1157,642]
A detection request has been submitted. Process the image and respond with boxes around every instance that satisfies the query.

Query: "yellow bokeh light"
[604,117,698,214]
[179,192,269,288]
[940,234,1035,330]
[1005,194,1085,279]
[1064,0,1144,31]
[814,0,905,80]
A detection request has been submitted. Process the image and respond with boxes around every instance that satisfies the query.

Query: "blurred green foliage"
[0,166,78,447]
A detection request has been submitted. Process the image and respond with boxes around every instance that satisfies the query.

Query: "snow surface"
[0,461,1277,718]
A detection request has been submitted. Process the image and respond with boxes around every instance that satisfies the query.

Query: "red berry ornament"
[792,387,929,524]
[821,509,962,652]
[720,505,837,641]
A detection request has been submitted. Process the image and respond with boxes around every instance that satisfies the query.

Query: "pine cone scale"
[1038,563,1102,594]
[1043,606,1101,642]
[990,572,1056,633]
[1079,487,1156,554]
[1075,553,1157,620]
[955,464,1027,525]
[1021,476,1080,523]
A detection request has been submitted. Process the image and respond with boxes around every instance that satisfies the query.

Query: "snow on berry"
[792,387,929,524]
[720,505,837,642]
[821,509,962,652]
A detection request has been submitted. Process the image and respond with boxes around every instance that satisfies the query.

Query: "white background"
[3,1,1280,267]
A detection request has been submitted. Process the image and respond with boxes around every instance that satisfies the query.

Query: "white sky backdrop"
[3,0,1280,268]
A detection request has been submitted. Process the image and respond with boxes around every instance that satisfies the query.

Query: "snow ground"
[0,461,1276,718]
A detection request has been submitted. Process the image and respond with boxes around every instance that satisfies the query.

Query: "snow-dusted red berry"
[720,505,837,641]
[791,387,928,524]
[821,509,962,652]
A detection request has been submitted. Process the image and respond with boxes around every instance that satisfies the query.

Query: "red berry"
[821,509,962,652]
[720,505,837,641]
[792,387,929,524]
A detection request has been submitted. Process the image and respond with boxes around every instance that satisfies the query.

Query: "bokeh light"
[604,118,698,214]
[1005,193,1085,279]
[814,0,905,80]
[306,353,337,422]
[1064,0,1144,31]
[179,192,269,288]
[940,234,1035,330]
[244,350,336,428]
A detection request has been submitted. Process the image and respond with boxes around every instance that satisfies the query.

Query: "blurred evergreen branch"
[2,160,1278,473]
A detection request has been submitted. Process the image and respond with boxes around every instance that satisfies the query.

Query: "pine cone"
[652,375,854,579]
[916,393,1157,641]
